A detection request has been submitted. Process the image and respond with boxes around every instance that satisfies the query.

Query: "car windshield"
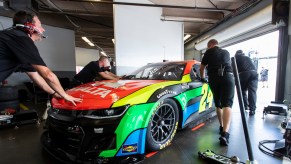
[122,63,186,80]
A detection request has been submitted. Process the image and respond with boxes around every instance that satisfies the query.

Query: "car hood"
[51,79,166,110]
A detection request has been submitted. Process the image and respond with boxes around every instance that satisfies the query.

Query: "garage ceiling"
[0,0,260,59]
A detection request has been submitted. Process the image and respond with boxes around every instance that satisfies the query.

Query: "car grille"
[47,115,117,161]
[48,117,83,157]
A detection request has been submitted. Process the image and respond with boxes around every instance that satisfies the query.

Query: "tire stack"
[0,86,20,114]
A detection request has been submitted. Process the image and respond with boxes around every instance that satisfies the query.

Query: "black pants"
[239,71,258,111]
[208,72,235,108]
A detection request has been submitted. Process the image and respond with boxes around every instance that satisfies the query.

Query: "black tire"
[0,86,18,101]
[146,99,179,151]
[0,100,20,112]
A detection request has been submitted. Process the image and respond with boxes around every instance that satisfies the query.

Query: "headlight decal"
[79,105,129,119]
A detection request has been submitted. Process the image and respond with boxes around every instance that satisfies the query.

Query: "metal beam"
[62,0,235,12]
[39,10,113,17]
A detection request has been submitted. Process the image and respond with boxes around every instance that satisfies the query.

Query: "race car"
[41,60,214,163]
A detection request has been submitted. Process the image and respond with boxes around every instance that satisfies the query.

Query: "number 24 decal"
[198,84,213,113]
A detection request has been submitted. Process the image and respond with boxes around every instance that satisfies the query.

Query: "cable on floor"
[258,140,291,160]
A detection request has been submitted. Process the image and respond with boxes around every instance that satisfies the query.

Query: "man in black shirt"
[200,39,235,146]
[235,50,258,116]
[73,55,119,86]
[0,11,81,105]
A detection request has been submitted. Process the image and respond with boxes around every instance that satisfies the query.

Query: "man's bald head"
[207,39,218,49]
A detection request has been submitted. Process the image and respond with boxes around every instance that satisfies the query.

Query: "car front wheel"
[146,99,179,151]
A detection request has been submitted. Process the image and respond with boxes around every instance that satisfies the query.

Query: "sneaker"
[219,132,229,146]
[249,110,255,116]
[219,126,223,135]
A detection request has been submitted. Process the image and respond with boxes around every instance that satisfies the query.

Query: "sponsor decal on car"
[157,89,177,99]
[198,84,213,113]
[122,143,138,153]
[70,86,112,98]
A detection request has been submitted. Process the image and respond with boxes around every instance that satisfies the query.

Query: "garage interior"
[0,0,291,164]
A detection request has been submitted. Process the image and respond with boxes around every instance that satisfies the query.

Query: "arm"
[31,64,82,105]
[26,72,62,99]
[200,64,206,79]
[99,71,119,80]
[106,71,120,78]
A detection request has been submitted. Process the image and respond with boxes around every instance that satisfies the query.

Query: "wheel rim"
[150,103,176,143]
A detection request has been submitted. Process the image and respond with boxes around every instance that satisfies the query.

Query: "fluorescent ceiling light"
[184,34,191,41]
[161,16,218,23]
[88,42,95,46]
[82,36,95,46]
[81,36,90,42]
[101,51,107,56]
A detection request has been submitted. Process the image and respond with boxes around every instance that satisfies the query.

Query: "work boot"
[219,132,229,146]
[219,126,223,135]
[249,110,255,116]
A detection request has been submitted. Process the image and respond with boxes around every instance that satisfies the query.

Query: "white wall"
[75,47,100,66]
[114,0,183,75]
[0,15,76,85]
[35,25,75,72]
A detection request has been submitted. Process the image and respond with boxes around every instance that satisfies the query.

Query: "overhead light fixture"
[184,34,191,41]
[82,36,95,46]
[101,51,107,56]
[161,16,218,23]
[112,39,115,44]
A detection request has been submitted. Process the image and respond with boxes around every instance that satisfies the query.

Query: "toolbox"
[0,110,39,128]
[13,109,39,125]
[263,101,287,118]
[0,115,14,128]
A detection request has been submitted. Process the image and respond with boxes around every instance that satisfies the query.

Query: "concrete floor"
[0,83,288,164]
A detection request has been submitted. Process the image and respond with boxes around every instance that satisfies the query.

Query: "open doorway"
[224,30,279,108]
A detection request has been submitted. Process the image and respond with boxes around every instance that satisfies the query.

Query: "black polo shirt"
[73,61,105,83]
[235,55,256,73]
[201,46,232,75]
[0,28,46,81]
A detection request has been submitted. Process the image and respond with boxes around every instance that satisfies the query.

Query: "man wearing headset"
[0,11,81,105]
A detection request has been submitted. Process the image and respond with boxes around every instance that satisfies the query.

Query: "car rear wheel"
[146,99,179,151]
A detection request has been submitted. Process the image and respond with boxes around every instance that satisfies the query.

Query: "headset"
[15,22,47,38]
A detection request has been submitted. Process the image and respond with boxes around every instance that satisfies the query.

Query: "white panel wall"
[75,47,100,66]
[114,0,183,75]
[35,25,75,71]
[0,15,76,85]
